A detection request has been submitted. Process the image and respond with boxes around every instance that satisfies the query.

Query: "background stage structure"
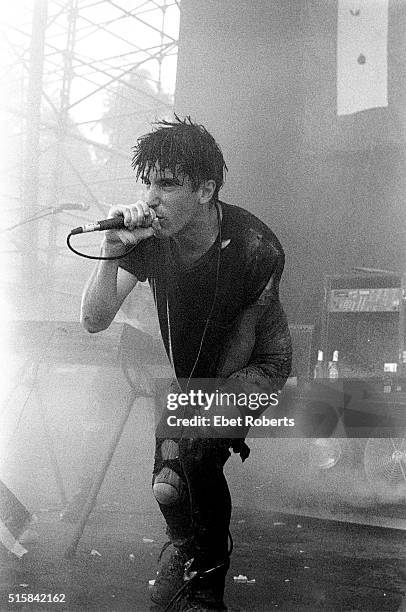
[0,0,180,322]
[0,0,179,515]
[0,1,405,528]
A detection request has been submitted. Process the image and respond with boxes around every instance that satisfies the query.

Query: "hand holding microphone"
[70,200,161,252]
[103,201,161,255]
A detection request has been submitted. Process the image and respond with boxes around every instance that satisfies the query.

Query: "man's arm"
[218,240,291,395]
[216,298,292,399]
[81,201,159,333]
[204,296,291,454]
[81,246,138,333]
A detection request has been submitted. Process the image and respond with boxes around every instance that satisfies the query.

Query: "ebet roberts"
[167,415,295,427]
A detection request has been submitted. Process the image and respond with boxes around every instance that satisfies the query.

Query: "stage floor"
[1,506,405,611]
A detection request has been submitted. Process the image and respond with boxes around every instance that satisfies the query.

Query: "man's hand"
[103,200,162,255]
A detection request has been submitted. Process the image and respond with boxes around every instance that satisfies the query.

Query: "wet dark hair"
[131,115,227,200]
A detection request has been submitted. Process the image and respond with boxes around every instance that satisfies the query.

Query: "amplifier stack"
[320,273,406,378]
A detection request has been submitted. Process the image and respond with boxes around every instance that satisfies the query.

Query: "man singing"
[81,116,292,611]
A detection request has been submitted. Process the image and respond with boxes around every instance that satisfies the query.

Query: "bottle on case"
[328,350,339,379]
[383,362,397,393]
[314,350,325,379]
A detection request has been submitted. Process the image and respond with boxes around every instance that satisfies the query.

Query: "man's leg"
[150,436,194,608]
[153,437,194,553]
[178,438,231,610]
[151,433,232,610]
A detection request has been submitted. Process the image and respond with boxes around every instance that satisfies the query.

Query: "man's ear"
[199,179,216,204]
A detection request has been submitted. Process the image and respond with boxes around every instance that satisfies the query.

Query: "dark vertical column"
[174,0,406,325]
[174,0,305,316]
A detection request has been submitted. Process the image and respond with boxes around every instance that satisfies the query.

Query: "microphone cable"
[66,207,155,260]
[170,200,223,440]
[161,201,232,612]
[66,231,141,261]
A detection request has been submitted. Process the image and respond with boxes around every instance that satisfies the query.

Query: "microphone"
[54,202,90,212]
[70,214,153,235]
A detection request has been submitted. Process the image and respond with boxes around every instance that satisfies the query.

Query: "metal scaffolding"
[0,0,180,320]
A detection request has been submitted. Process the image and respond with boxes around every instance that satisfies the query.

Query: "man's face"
[143,166,201,237]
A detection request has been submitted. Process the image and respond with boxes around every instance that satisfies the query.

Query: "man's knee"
[153,468,183,505]
[153,439,184,506]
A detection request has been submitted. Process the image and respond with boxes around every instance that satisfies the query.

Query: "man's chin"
[154,226,170,239]
[151,219,166,237]
[158,220,182,238]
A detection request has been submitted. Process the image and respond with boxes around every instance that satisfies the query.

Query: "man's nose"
[147,195,160,209]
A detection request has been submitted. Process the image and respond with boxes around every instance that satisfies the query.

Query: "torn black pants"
[153,430,232,569]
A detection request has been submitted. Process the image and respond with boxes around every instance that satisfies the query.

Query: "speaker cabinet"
[320,274,406,377]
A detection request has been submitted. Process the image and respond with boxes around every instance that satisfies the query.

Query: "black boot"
[178,560,229,612]
[150,541,193,610]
